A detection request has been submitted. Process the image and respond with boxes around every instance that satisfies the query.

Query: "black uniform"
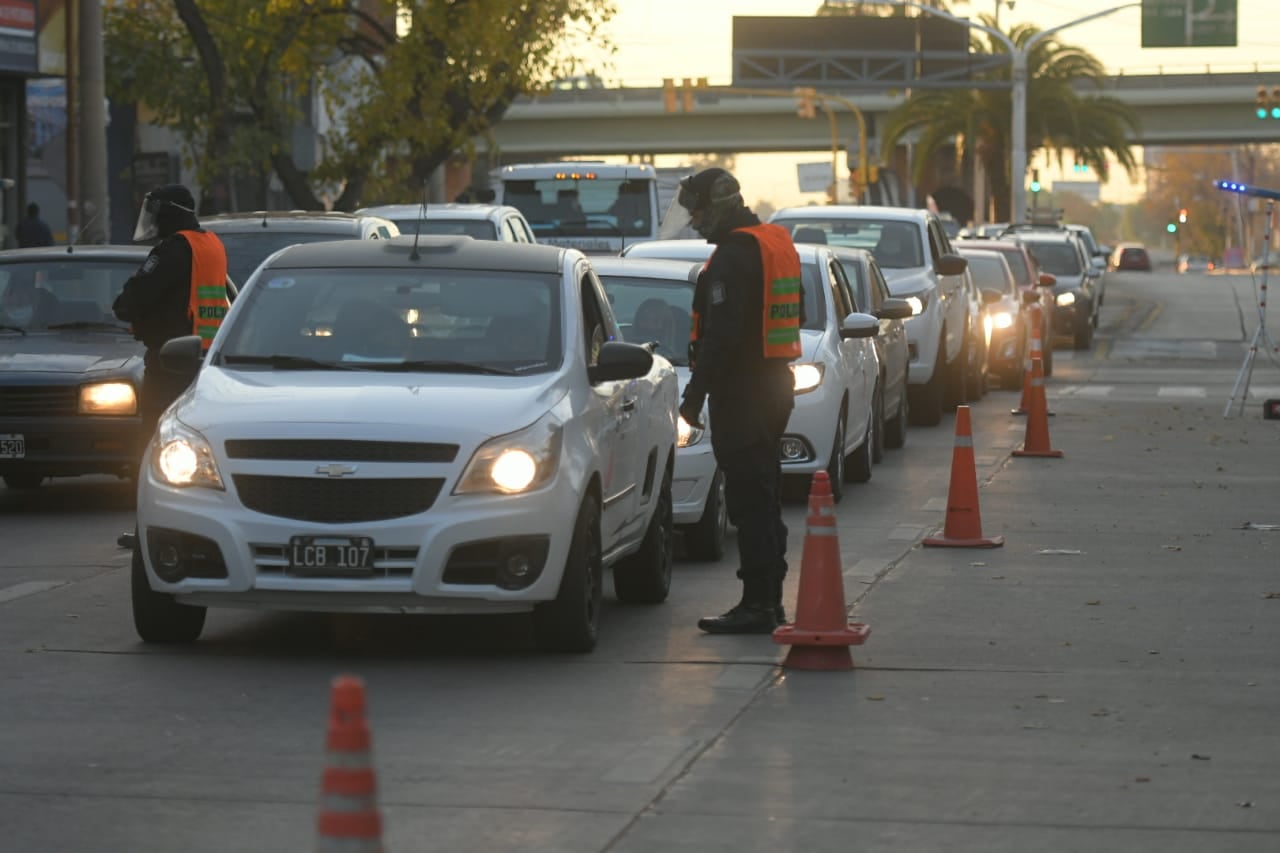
[683,206,795,626]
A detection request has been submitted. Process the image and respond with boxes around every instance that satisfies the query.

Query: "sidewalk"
[611,393,1280,852]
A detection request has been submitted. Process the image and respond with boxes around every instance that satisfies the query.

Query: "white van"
[491,162,659,254]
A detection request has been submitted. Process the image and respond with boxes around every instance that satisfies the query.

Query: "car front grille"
[225,439,458,463]
[232,475,445,523]
[0,386,78,417]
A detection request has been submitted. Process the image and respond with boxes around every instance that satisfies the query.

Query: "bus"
[491,162,660,254]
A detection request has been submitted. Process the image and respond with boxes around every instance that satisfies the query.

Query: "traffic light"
[1166,222,1178,233]
[663,78,677,113]
[1272,86,1280,119]
[1029,169,1042,194]
[1178,207,1188,223]
[1072,159,1089,174]
[794,87,818,119]
[1254,85,1280,119]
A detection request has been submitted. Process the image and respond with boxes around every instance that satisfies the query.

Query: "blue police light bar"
[1214,180,1280,202]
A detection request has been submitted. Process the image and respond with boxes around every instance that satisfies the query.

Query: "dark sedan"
[0,245,151,489]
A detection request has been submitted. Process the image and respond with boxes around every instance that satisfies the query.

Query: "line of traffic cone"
[772,470,870,671]
[923,405,1004,548]
[318,675,383,852]
[1012,357,1064,459]
[1013,303,1053,416]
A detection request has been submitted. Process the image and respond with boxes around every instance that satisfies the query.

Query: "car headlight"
[1056,291,1076,307]
[455,413,563,495]
[791,362,825,393]
[904,295,927,316]
[79,382,137,416]
[990,311,1015,330]
[677,415,704,448]
[151,416,223,490]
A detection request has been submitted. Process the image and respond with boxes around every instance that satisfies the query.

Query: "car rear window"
[392,219,498,241]
[1025,242,1082,277]
[773,218,925,270]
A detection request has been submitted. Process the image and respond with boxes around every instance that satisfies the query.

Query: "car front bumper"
[672,440,716,525]
[778,379,845,475]
[0,415,140,479]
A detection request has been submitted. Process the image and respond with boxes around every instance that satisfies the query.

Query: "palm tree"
[880,14,1140,222]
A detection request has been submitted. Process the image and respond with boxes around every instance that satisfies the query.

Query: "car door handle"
[621,397,637,413]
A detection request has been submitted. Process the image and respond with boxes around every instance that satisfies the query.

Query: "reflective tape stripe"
[954,436,973,447]
[1032,378,1044,387]
[319,792,379,814]
[324,750,374,768]
[817,506,835,516]
[806,526,839,537]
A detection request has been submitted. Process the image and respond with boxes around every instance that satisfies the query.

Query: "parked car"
[0,245,157,490]
[821,247,914,455]
[957,247,1032,389]
[356,204,536,244]
[953,238,1057,376]
[1021,231,1101,349]
[1110,242,1152,272]
[769,206,980,427]
[203,211,400,289]
[617,238,884,502]
[131,236,678,653]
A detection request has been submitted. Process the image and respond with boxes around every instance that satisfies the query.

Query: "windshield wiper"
[46,321,131,332]
[354,359,523,376]
[220,354,363,371]
[0,324,26,336]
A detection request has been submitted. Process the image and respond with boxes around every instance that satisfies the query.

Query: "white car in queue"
[591,257,726,561]
[618,239,882,503]
[133,236,679,654]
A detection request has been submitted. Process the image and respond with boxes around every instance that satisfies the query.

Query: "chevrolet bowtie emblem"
[315,463,358,478]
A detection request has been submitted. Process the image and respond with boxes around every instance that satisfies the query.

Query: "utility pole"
[79,0,109,243]
[65,0,79,242]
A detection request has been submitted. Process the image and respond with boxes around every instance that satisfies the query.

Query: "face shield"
[132,192,195,242]
[656,193,695,241]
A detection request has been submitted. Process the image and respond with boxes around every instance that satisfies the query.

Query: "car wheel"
[845,408,873,484]
[3,473,44,490]
[1073,312,1094,350]
[870,383,886,464]
[943,331,969,411]
[131,545,206,644]
[1042,324,1054,377]
[826,412,846,503]
[534,496,603,653]
[682,468,727,562]
[966,331,986,400]
[613,466,673,604]
[908,346,945,427]
[884,383,908,449]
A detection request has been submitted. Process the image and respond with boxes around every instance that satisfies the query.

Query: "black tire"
[1041,315,1055,376]
[826,413,846,503]
[131,545,206,644]
[534,496,603,653]
[908,347,945,427]
[682,468,727,562]
[870,383,886,464]
[1003,368,1025,392]
[967,331,987,401]
[884,384,908,449]
[3,473,44,490]
[1073,313,1094,350]
[944,331,969,411]
[613,467,673,604]
[845,408,873,484]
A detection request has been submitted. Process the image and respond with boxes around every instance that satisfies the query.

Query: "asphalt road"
[2,269,1278,852]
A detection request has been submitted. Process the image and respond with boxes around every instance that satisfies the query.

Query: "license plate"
[287,536,375,575]
[0,434,25,459]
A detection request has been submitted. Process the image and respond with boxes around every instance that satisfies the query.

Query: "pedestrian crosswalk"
[1051,384,1280,402]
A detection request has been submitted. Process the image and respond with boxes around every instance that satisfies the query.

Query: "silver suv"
[770,206,982,426]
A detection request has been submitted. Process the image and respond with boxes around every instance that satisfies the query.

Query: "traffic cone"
[1013,303,1053,416]
[317,675,383,853]
[1012,357,1064,459]
[772,471,870,671]
[923,405,1004,548]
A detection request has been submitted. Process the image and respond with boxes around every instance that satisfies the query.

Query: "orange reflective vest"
[180,229,229,350]
[690,223,802,362]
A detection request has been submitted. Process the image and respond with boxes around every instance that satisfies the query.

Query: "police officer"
[112,184,229,451]
[663,168,802,634]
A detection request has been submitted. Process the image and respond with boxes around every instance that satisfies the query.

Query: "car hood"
[179,367,567,445]
[880,267,933,296]
[0,332,143,375]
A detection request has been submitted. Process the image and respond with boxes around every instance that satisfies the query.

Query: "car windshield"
[961,254,1014,295]
[502,177,652,238]
[0,258,139,331]
[775,218,925,269]
[216,268,562,374]
[390,219,497,240]
[1026,242,1083,277]
[214,231,359,288]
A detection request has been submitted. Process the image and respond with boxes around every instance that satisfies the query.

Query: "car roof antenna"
[409,179,428,261]
[69,207,106,253]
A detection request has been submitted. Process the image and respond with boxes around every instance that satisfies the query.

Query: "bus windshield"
[501,176,653,239]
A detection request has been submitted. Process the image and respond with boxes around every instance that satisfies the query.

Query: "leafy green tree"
[879,14,1140,222]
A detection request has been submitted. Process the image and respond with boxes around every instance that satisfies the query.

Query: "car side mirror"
[839,312,880,339]
[588,341,654,383]
[935,253,967,276]
[159,335,204,375]
[875,297,914,320]
[1021,289,1042,305]
[980,288,1004,305]
[1038,272,1057,287]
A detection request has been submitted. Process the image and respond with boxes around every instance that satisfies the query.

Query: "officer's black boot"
[697,579,778,635]
[772,575,786,625]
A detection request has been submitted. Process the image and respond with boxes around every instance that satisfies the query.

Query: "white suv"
[770,207,980,426]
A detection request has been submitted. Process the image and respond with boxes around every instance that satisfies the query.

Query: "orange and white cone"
[1013,303,1053,416]
[317,676,383,852]
[772,471,870,671]
[923,405,1004,548]
[1012,357,1064,459]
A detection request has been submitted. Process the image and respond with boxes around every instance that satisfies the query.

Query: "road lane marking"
[0,580,69,604]
[923,497,947,511]
[1157,386,1207,398]
[1073,385,1115,397]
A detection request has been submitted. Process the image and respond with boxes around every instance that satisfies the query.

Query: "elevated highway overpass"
[488,72,1280,160]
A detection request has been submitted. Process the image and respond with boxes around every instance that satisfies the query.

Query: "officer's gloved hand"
[679,394,705,429]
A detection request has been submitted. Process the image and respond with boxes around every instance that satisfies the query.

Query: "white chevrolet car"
[770,207,979,427]
[132,236,678,653]
[619,239,882,503]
